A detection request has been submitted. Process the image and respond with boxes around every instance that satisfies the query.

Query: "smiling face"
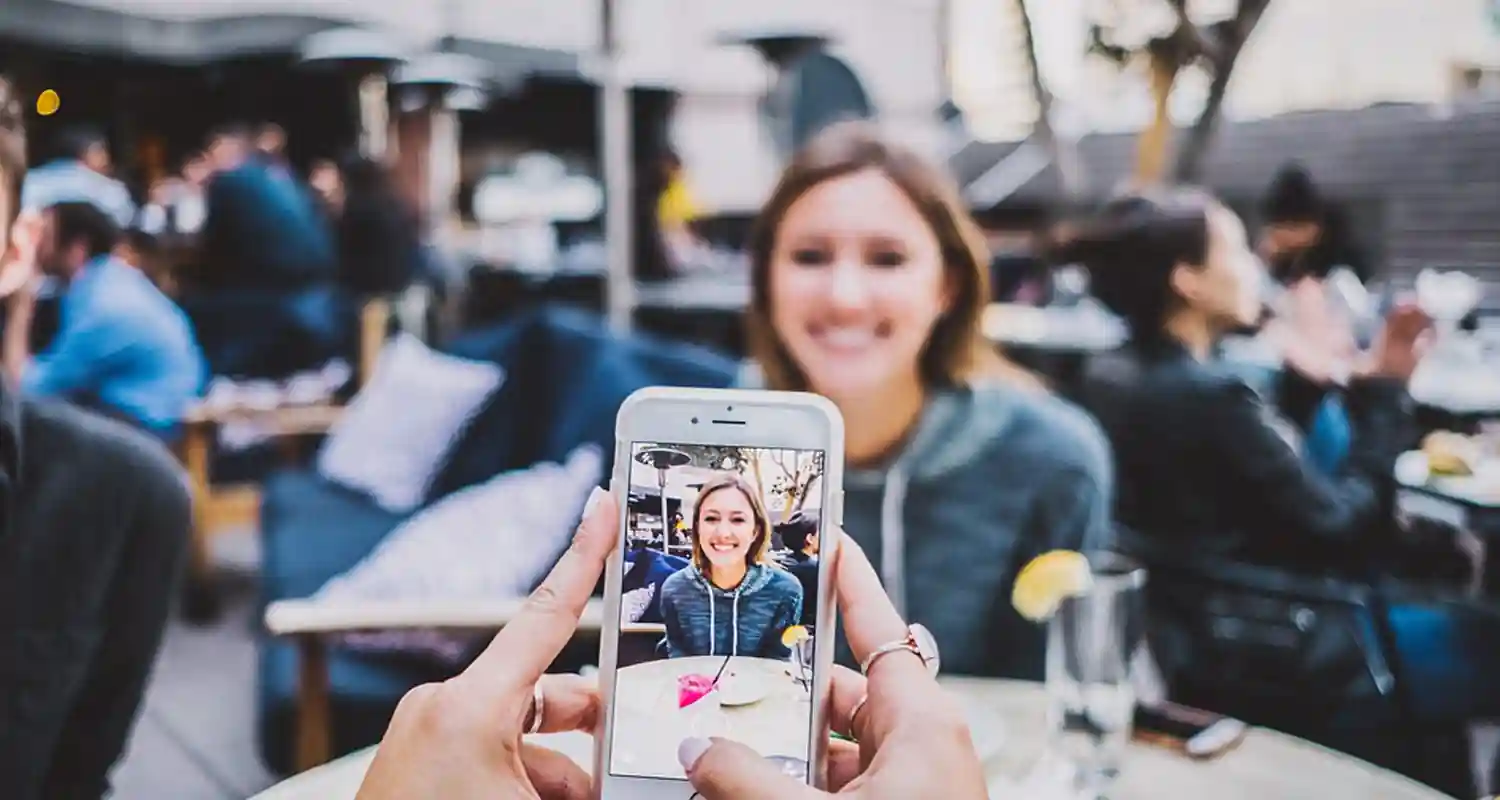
[692,483,768,579]
[767,168,952,403]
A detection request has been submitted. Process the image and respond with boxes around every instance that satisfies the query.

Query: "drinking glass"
[1039,554,1147,798]
[789,632,815,691]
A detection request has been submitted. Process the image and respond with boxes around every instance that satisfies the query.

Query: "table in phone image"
[610,655,812,779]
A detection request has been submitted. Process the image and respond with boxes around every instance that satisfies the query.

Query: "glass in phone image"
[609,441,826,782]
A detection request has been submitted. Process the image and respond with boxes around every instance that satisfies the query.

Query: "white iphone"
[594,387,845,799]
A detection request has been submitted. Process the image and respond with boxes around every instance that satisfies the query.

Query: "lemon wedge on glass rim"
[1011,550,1094,622]
[781,624,811,648]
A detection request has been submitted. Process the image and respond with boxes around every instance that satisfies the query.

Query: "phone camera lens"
[691,417,699,424]
[726,405,734,412]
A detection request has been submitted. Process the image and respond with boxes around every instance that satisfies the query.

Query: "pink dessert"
[677,673,715,708]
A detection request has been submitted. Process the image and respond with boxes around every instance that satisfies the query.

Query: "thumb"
[680,737,820,800]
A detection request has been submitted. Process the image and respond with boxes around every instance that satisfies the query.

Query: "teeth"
[818,329,876,348]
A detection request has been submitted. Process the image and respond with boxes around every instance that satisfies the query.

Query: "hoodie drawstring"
[704,580,743,657]
[879,463,910,616]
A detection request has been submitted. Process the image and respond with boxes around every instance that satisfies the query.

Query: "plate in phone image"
[717,672,771,706]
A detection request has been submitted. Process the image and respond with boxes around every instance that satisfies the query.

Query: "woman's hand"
[1358,301,1432,382]
[1269,277,1358,386]
[354,488,618,800]
[679,536,988,799]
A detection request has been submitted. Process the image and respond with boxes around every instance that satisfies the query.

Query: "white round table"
[252,679,1449,800]
[610,655,810,779]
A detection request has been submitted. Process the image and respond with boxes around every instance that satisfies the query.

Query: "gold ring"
[526,681,545,735]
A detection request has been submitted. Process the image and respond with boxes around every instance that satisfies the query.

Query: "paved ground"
[110,534,279,800]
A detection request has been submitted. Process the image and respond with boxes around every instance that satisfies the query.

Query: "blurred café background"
[1,0,1498,798]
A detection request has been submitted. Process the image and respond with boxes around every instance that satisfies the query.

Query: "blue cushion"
[259,469,408,604]
[424,308,738,505]
[421,316,540,503]
[257,470,420,773]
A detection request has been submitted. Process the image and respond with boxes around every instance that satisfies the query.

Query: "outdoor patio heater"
[389,50,493,235]
[635,447,691,550]
[298,26,409,160]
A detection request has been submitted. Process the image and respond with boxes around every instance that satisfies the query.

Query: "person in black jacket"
[0,75,194,800]
[1065,187,1426,571]
[774,510,821,627]
[1066,188,1500,796]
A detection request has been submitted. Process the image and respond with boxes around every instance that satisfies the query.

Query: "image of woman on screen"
[659,473,804,659]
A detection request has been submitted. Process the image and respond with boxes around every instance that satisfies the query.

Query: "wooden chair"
[177,297,392,618]
[264,597,606,771]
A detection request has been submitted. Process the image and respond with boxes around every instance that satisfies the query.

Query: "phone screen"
[608,441,827,783]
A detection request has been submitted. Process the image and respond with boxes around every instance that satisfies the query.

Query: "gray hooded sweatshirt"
[659,562,804,659]
[740,366,1114,680]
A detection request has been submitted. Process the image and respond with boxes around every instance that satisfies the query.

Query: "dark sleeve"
[1210,376,1409,543]
[1275,366,1334,432]
[197,177,234,287]
[43,446,191,799]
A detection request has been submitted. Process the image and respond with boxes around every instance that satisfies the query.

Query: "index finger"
[462,488,618,688]
[833,536,935,741]
[835,535,924,677]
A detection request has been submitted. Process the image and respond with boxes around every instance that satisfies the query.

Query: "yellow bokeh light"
[36,89,60,116]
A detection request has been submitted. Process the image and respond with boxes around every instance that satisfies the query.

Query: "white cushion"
[315,446,605,662]
[317,334,503,513]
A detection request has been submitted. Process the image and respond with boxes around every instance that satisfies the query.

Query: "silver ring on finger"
[859,623,941,678]
[527,681,546,735]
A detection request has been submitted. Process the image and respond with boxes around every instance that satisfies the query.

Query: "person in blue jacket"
[659,473,803,659]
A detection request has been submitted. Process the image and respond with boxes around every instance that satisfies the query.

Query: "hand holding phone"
[354,488,620,800]
[597,388,846,796]
[595,387,988,800]
[679,532,989,799]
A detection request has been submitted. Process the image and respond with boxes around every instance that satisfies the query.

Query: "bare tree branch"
[1012,0,1086,196]
[1087,23,1131,66]
[1173,0,1273,181]
[1164,0,1223,65]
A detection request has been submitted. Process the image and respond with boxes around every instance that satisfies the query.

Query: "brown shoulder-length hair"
[0,76,25,229]
[745,120,1034,391]
[690,473,774,573]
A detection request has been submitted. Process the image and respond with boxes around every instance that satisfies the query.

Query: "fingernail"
[582,486,605,520]
[677,737,712,773]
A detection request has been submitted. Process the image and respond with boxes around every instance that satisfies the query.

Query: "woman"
[739,122,1113,679]
[355,489,989,799]
[659,473,803,659]
[1064,188,1497,795]
[1065,187,1420,569]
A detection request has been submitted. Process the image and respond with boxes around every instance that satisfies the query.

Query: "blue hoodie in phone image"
[659,562,803,659]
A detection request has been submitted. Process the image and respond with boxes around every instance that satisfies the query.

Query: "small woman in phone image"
[659,473,804,659]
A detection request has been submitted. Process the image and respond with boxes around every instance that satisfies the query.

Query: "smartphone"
[1132,702,1248,760]
[594,387,845,798]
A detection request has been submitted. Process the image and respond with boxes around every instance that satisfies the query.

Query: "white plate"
[716,672,769,707]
